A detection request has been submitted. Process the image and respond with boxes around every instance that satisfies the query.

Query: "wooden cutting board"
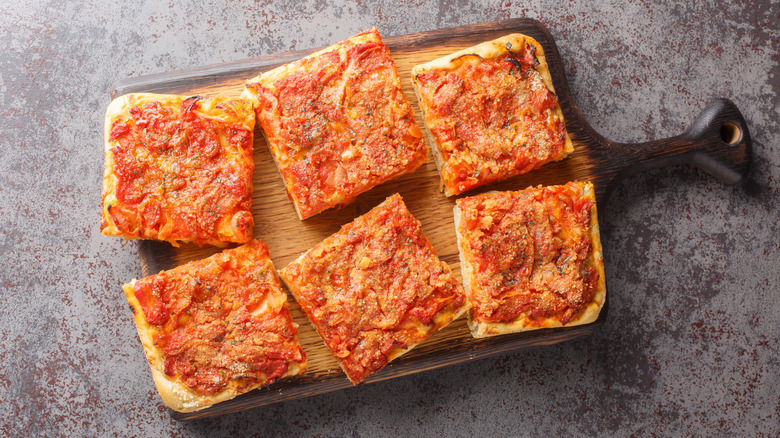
[111,18,752,420]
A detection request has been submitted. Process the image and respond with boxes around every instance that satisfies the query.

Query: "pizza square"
[123,240,307,413]
[279,194,467,384]
[411,33,573,196]
[453,181,606,338]
[242,28,429,220]
[101,93,256,247]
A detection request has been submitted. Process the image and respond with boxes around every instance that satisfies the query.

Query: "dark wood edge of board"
[117,17,610,421]
[170,303,609,420]
[113,18,548,98]
[112,16,752,421]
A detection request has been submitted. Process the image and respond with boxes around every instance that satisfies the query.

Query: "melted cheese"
[280,194,467,383]
[124,240,307,412]
[243,28,428,219]
[412,34,573,196]
[454,182,606,337]
[101,93,255,247]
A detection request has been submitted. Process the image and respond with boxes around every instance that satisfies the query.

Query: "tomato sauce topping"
[280,194,465,383]
[414,42,568,195]
[104,96,254,245]
[250,29,427,219]
[132,240,305,395]
[456,182,598,326]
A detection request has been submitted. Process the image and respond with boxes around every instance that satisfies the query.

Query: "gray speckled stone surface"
[1,0,778,436]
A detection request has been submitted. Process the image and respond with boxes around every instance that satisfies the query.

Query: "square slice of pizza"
[242,28,429,220]
[411,33,573,196]
[279,194,467,384]
[123,240,307,413]
[453,181,606,338]
[102,93,256,247]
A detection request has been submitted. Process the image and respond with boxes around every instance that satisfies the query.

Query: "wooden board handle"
[594,98,752,197]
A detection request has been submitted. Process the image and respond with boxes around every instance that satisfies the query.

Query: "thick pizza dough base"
[242,29,428,219]
[123,251,307,413]
[410,33,574,196]
[453,182,606,338]
[101,93,256,246]
[279,194,469,384]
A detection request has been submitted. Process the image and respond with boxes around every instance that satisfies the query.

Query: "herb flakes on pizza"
[279,194,467,384]
[453,181,606,337]
[101,93,256,247]
[411,33,573,196]
[243,28,428,220]
[123,240,307,413]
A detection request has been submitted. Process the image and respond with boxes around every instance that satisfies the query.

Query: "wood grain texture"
[115,18,752,420]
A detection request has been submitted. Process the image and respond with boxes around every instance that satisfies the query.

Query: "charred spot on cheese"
[183,95,203,112]
[450,53,484,63]
[506,56,524,74]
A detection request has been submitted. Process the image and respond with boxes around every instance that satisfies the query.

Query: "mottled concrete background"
[1,0,778,436]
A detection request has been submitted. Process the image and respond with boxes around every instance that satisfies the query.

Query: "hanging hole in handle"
[720,122,741,145]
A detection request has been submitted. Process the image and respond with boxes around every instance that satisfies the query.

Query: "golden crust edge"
[410,72,452,197]
[452,204,474,325]
[410,34,573,196]
[101,93,256,246]
[584,181,607,324]
[410,34,546,81]
[122,252,307,413]
[383,282,470,364]
[453,182,606,338]
[244,28,382,87]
